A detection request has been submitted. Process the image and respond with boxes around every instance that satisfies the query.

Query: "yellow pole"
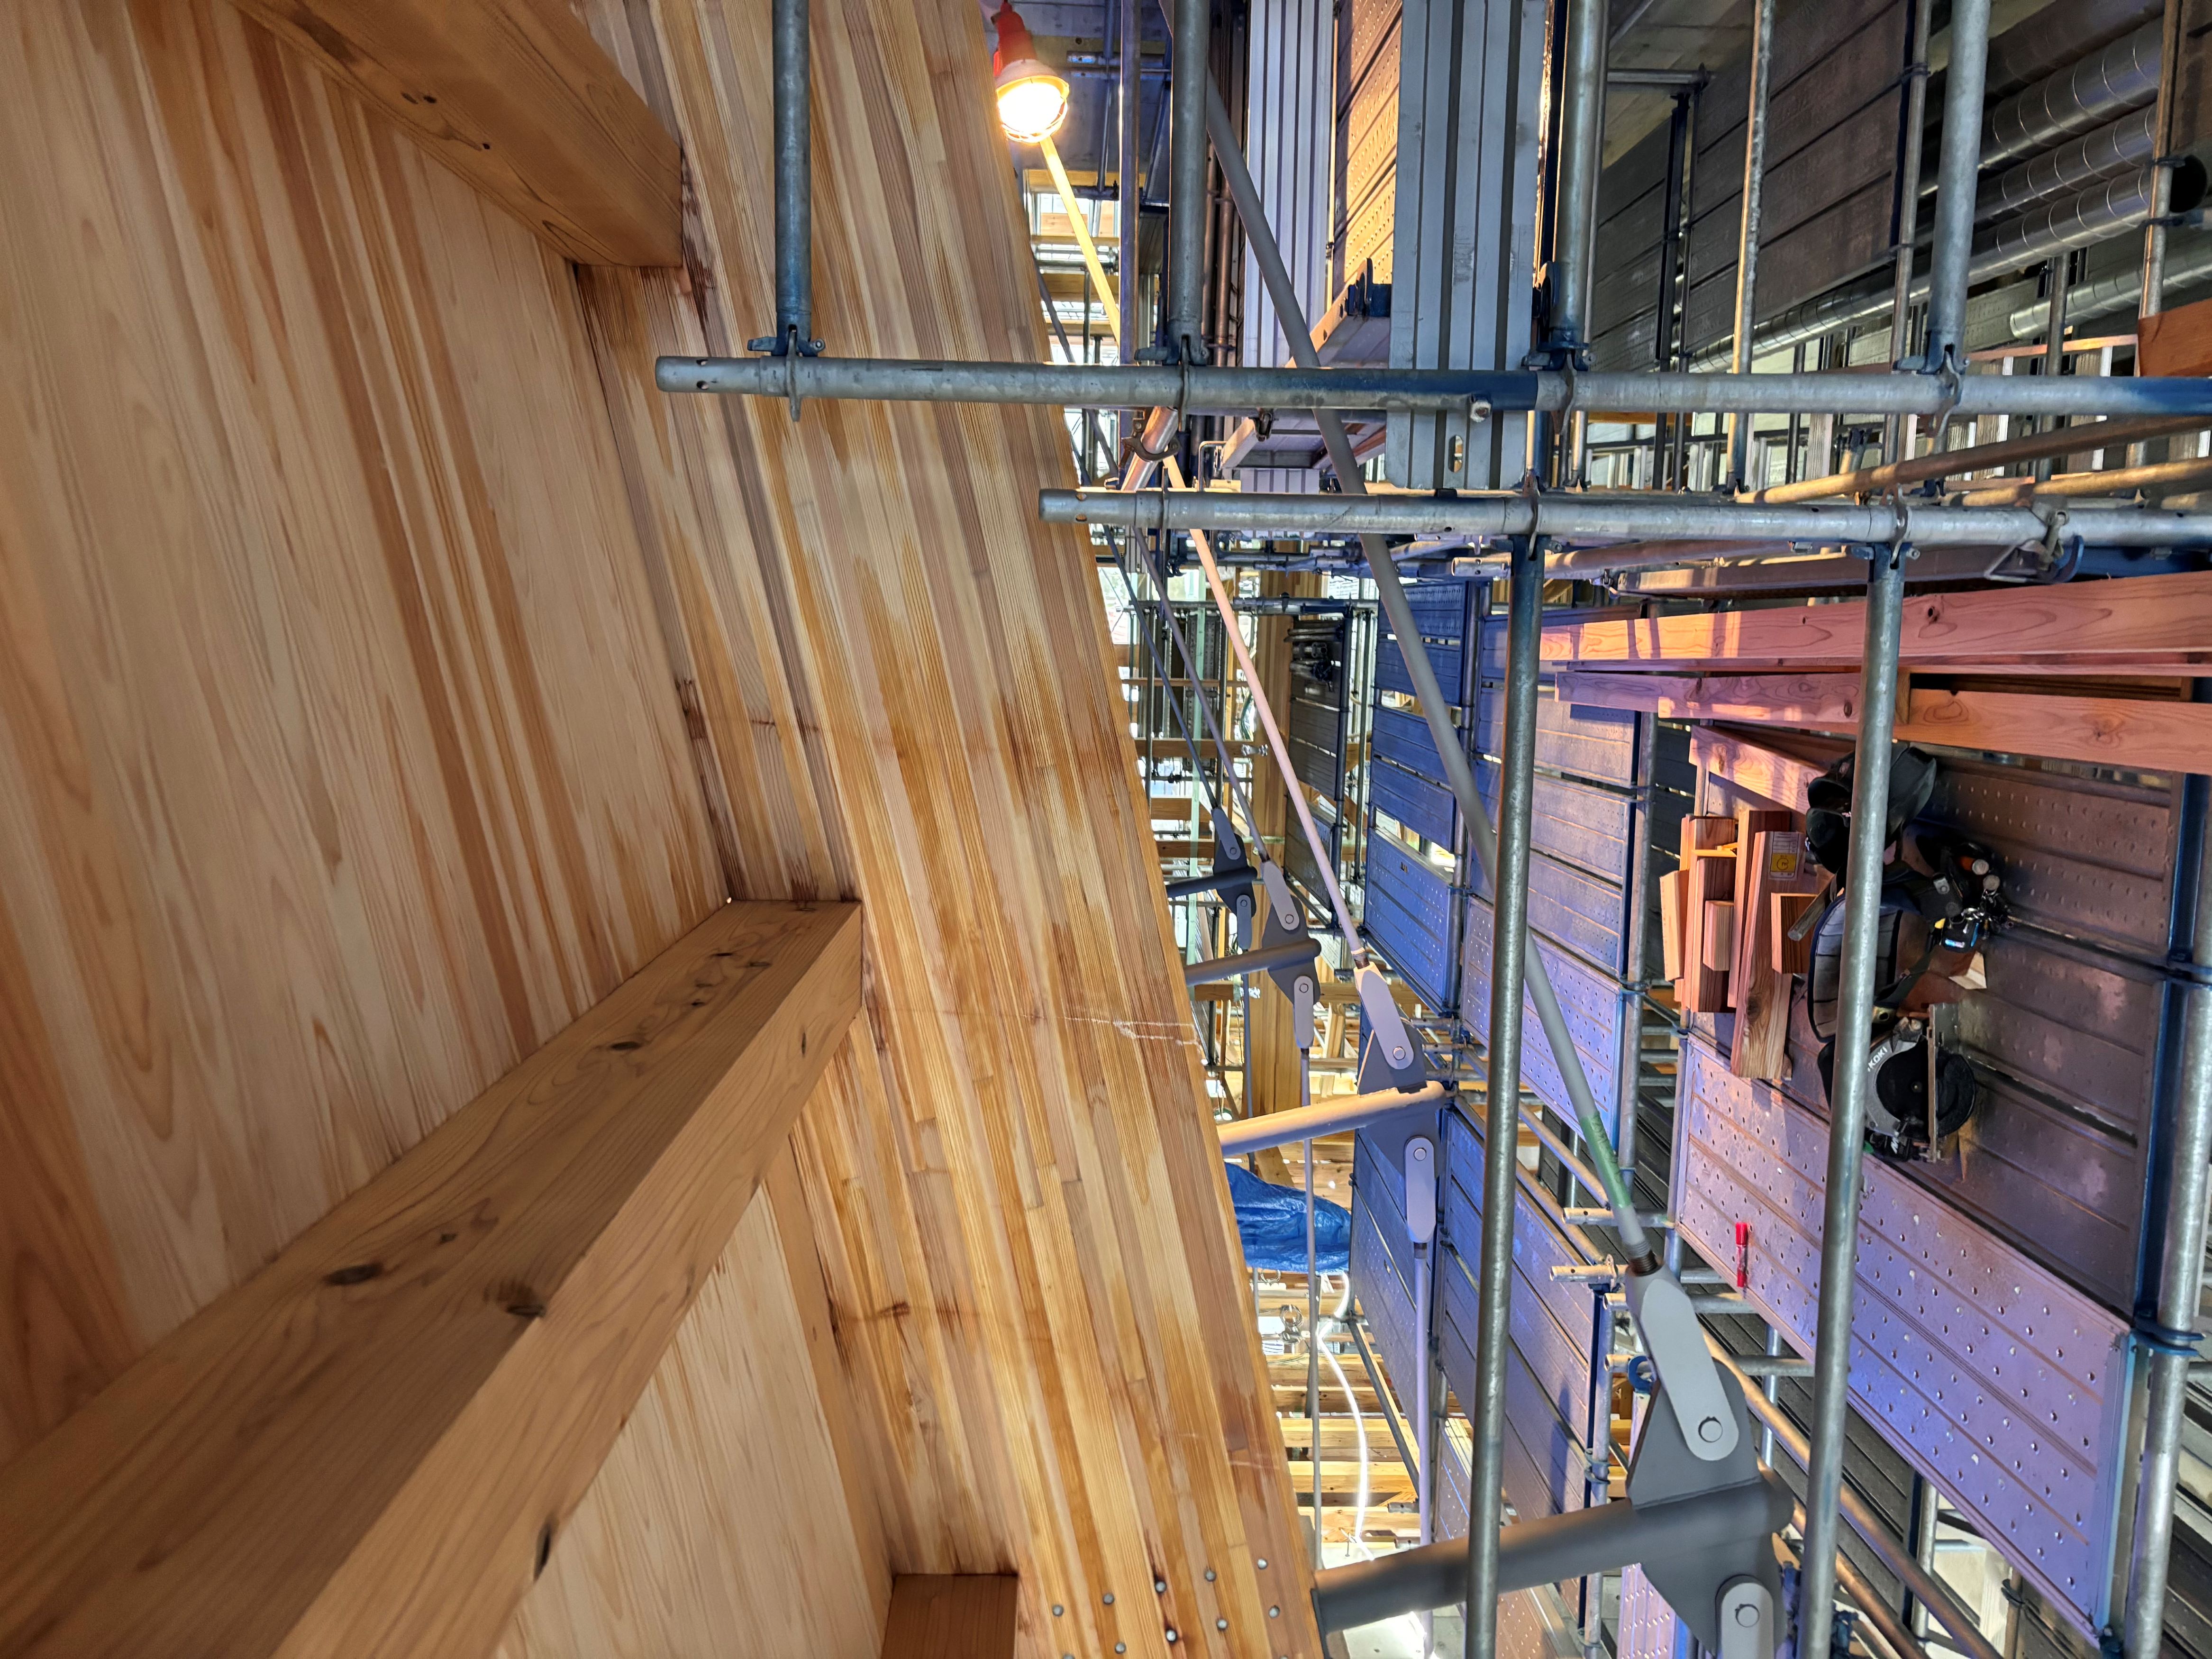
[1039,135,1119,342]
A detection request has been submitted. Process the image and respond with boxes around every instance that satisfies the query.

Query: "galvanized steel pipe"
[1925,0,1994,368]
[1046,486,2212,545]
[1887,0,1935,371]
[770,0,815,352]
[1725,0,1777,484]
[2122,725,2212,1655]
[2141,0,2186,337]
[1216,1082,1447,1156]
[660,354,2212,417]
[1551,0,1610,350]
[1165,0,1210,359]
[1794,548,1909,1659]
[1467,544,1543,1659]
[1312,1474,1794,1634]
[1119,0,1141,356]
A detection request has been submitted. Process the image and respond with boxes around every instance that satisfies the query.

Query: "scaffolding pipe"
[1709,1344,2008,1659]
[1796,548,1909,1659]
[1312,1475,1794,1633]
[2121,723,2212,1655]
[1118,0,1140,359]
[1751,412,2212,502]
[2143,0,2186,341]
[662,353,2212,418]
[1165,0,1209,360]
[1724,0,1776,486]
[1466,544,1543,1659]
[1208,89,1654,1258]
[768,0,815,354]
[1047,486,2212,546]
[1183,936,1320,987]
[1215,1082,1447,1154]
[1923,0,1993,369]
[1882,0,1935,464]
[1956,450,2212,503]
[1551,0,1609,350]
[1349,1315,1425,1481]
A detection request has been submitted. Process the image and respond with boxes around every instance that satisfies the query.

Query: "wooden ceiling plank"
[0,901,859,1659]
[228,0,681,266]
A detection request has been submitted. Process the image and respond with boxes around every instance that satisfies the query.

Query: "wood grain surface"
[880,1575,1020,1659]
[498,1144,893,1659]
[545,0,1316,1649]
[227,0,681,264]
[0,0,722,1461]
[0,0,1307,1654]
[1543,572,2212,671]
[0,902,860,1659]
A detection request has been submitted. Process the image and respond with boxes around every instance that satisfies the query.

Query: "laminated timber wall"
[0,2,1305,1657]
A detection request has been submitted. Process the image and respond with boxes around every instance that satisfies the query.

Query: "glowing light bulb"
[990,0,1068,142]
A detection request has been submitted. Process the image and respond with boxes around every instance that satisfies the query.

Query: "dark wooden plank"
[881,1576,1020,1659]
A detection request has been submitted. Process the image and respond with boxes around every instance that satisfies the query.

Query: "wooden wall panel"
[498,1146,892,1659]
[0,0,720,1458]
[548,0,1317,1650]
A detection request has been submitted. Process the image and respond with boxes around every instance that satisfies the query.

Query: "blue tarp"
[1225,1162,1351,1272]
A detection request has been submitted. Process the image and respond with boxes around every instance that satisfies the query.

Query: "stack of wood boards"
[0,1,1308,1656]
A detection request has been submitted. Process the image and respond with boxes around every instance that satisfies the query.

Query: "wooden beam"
[1542,571,2212,675]
[1558,670,1859,728]
[1574,670,2212,777]
[880,1577,1019,1659]
[2139,293,2212,379]
[0,902,859,1659]
[229,0,681,266]
[1901,687,2212,775]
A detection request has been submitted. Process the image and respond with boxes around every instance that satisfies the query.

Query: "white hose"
[1320,1274,1372,1562]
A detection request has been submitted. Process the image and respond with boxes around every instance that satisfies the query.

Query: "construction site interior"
[9,1,2212,1659]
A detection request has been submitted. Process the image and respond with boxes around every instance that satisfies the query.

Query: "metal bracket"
[1355,965,1424,1087]
[1404,1135,1438,1246]
[1622,1268,1741,1463]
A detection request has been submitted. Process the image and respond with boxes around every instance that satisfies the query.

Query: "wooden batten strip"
[0,902,859,1659]
[230,0,681,266]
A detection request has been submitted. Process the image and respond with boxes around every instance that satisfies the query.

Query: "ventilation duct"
[1982,0,2163,102]
[2006,240,2212,337]
[1697,165,2208,365]
[1982,22,2161,171]
[1977,105,2157,226]
[1975,162,2208,276]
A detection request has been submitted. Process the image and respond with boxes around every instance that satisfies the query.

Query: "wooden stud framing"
[0,902,859,1659]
